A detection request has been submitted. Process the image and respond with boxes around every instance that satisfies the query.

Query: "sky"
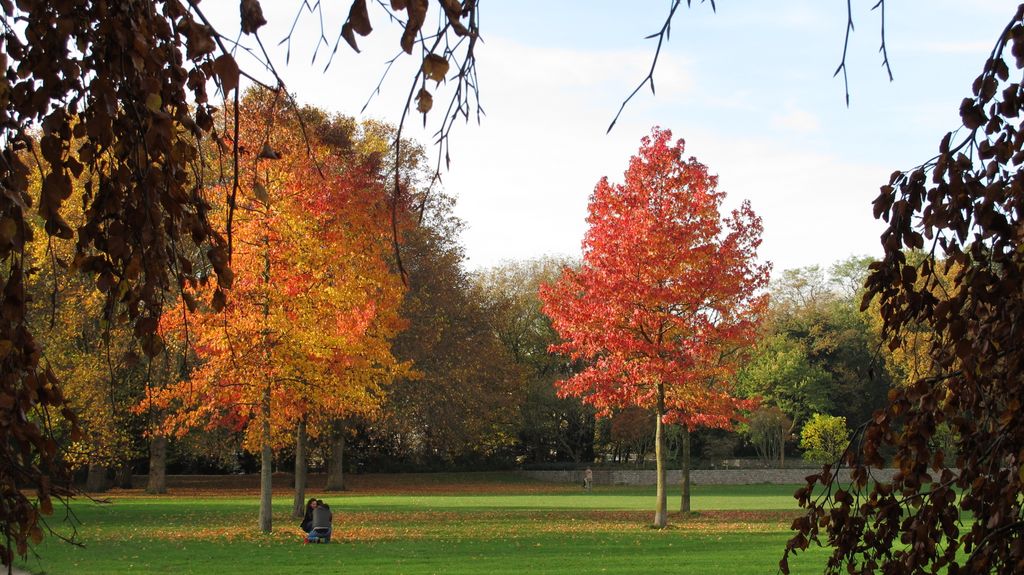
[202,1,1013,274]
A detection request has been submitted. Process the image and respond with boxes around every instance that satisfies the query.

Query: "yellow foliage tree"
[144,90,408,532]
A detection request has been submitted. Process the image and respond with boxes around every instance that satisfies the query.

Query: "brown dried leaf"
[341,22,360,53]
[347,0,373,36]
[240,0,267,35]
[184,21,216,60]
[43,213,74,240]
[401,0,429,54]
[134,316,158,338]
[212,288,227,312]
[0,218,16,245]
[253,181,269,204]
[416,88,433,113]
[213,54,240,96]
[258,142,281,160]
[422,53,449,83]
[959,98,986,130]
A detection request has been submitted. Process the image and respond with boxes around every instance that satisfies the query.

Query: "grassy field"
[17,473,830,574]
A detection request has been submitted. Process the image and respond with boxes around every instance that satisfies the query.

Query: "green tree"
[475,258,596,464]
[746,407,791,468]
[377,194,521,465]
[769,264,891,428]
[798,414,849,466]
[734,333,832,462]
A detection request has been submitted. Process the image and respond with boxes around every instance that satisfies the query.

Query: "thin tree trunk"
[325,420,345,491]
[653,383,668,528]
[679,425,691,513]
[258,384,273,533]
[146,435,168,494]
[113,464,133,489]
[292,418,308,518]
[780,426,786,468]
[85,462,108,493]
[258,227,273,533]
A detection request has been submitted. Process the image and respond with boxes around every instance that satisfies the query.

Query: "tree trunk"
[85,463,108,493]
[258,229,274,533]
[113,464,133,489]
[653,383,668,528]
[679,425,691,513]
[292,418,308,518]
[258,385,273,533]
[325,421,345,491]
[146,435,168,494]
[780,424,787,467]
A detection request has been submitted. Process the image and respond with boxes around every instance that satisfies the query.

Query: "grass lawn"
[17,474,830,574]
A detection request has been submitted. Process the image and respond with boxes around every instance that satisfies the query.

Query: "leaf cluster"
[783,6,1024,574]
[0,0,245,562]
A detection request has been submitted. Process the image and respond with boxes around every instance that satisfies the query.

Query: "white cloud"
[438,37,697,269]
[192,3,951,277]
[898,40,994,55]
[684,134,889,273]
[771,103,821,133]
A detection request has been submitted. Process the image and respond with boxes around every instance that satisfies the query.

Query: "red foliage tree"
[540,127,769,527]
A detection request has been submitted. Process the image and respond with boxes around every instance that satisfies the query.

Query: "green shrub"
[799,414,849,465]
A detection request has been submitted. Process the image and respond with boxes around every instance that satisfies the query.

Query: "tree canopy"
[541,127,768,527]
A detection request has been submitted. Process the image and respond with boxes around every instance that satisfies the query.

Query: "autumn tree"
[27,217,144,494]
[540,127,769,527]
[145,90,406,532]
[783,6,1024,574]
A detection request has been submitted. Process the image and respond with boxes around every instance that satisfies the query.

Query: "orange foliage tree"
[142,90,407,532]
[540,127,769,527]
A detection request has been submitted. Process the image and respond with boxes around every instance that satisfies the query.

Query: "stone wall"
[519,468,899,486]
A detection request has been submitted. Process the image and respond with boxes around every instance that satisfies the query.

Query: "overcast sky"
[203,1,1012,274]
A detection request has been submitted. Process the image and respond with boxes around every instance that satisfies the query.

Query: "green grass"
[17,477,830,574]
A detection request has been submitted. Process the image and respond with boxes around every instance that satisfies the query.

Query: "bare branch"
[608,0,685,133]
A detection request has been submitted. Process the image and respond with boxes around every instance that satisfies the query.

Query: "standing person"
[584,468,593,492]
[307,499,333,543]
[300,498,317,534]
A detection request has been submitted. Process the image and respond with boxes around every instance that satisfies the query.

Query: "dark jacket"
[312,505,332,530]
[300,507,313,532]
